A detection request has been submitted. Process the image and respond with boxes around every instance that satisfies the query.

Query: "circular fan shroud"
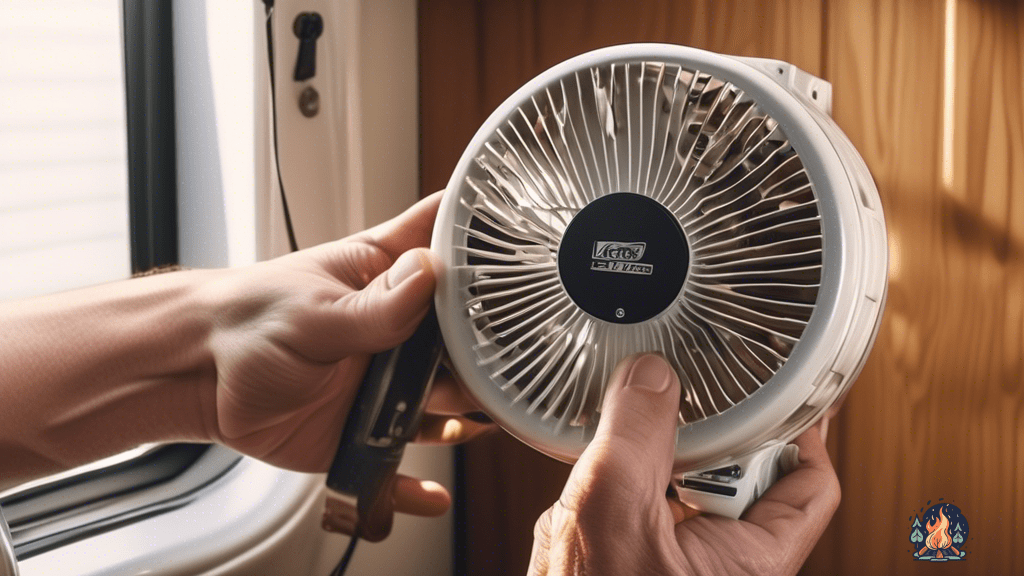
[434,45,863,472]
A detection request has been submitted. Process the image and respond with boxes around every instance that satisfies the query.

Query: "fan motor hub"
[557,193,690,324]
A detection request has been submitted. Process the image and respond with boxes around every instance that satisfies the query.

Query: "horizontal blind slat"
[0,197,129,253]
[0,236,130,300]
[0,161,126,210]
[0,34,122,79]
[0,2,120,32]
[0,126,127,166]
[0,81,124,127]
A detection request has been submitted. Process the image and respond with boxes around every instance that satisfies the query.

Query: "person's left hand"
[529,354,840,575]
[199,191,492,521]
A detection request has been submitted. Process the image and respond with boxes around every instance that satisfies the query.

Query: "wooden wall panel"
[420,0,823,199]
[532,1,823,75]
[801,0,948,572]
[419,1,1024,574]
[804,1,1024,574]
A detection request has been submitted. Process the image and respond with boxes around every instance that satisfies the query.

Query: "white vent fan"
[431,44,888,517]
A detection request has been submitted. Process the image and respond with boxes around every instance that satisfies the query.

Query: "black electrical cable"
[261,3,357,575]
[330,536,359,576]
[262,0,300,253]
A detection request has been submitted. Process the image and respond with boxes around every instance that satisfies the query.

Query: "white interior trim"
[176,0,256,268]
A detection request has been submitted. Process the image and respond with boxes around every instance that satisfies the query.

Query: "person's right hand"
[529,354,840,576]
[197,192,493,527]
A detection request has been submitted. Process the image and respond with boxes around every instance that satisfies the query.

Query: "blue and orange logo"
[910,501,968,561]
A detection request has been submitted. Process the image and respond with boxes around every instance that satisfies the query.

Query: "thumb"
[330,248,436,353]
[562,354,681,513]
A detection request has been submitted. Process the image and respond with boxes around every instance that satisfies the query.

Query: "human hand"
[529,354,840,576]
[200,192,493,520]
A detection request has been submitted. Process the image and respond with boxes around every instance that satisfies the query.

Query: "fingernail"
[625,354,673,393]
[441,418,465,443]
[779,444,801,475]
[386,250,426,289]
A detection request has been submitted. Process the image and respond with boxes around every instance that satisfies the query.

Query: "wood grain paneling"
[419,1,1024,574]
[533,0,823,75]
[805,1,1024,574]
[420,0,823,199]
[802,0,948,571]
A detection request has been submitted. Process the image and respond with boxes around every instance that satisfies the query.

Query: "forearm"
[0,270,220,489]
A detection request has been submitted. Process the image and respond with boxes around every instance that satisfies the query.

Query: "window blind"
[0,0,130,301]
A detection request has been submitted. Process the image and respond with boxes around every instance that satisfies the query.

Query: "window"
[0,0,240,564]
[0,0,130,299]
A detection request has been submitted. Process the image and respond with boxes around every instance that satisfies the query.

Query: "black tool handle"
[326,307,442,541]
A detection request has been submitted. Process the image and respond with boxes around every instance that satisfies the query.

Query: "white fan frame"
[432,44,887,517]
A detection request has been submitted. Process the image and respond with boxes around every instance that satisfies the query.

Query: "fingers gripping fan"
[432,44,888,518]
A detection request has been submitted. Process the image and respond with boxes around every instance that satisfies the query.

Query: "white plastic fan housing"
[431,44,887,517]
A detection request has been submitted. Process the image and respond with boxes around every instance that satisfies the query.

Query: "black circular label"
[557,193,689,324]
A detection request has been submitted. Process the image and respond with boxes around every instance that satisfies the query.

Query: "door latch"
[293,12,323,81]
